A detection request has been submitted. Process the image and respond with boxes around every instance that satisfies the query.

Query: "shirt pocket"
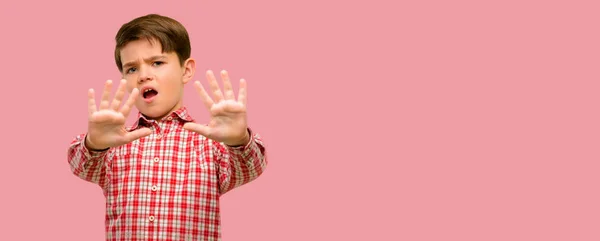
[173,146,219,192]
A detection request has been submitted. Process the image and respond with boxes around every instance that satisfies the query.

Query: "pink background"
[1,0,599,240]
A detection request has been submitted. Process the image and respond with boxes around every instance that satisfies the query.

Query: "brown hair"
[114,14,191,72]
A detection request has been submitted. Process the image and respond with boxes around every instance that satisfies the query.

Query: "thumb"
[124,127,152,143]
[183,123,211,137]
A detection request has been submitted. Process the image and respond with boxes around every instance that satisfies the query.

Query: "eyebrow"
[122,55,167,70]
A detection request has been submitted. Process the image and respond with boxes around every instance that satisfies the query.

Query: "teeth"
[144,89,153,93]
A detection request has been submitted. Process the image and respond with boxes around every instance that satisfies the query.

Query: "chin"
[139,108,169,120]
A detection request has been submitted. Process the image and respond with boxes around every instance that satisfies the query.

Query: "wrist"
[85,135,109,151]
[226,130,250,147]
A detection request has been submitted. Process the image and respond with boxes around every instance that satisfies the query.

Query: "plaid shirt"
[67,107,267,241]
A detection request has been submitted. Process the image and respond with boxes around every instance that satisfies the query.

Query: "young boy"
[67,14,267,240]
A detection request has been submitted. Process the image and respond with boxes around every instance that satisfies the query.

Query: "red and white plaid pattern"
[67,107,267,240]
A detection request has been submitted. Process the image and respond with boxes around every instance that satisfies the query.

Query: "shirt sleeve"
[67,133,111,190]
[214,128,268,195]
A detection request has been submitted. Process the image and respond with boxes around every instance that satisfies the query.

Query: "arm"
[67,133,111,190]
[67,79,150,189]
[181,70,268,194]
[215,128,267,195]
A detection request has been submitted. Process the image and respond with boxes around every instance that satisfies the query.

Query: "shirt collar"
[131,106,194,129]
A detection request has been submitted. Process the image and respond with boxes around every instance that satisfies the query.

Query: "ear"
[182,58,196,84]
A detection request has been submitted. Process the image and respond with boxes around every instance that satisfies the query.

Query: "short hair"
[114,14,191,72]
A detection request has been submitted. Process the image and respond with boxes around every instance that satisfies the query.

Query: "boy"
[67,14,267,240]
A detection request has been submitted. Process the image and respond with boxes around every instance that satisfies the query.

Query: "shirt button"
[167,116,173,121]
[153,157,160,163]
[156,134,162,139]
[148,216,155,222]
[151,185,158,191]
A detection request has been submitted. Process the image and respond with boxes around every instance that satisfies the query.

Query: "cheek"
[123,75,136,85]
[125,81,137,92]
[125,86,133,94]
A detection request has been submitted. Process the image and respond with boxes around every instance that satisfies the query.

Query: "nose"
[137,66,154,84]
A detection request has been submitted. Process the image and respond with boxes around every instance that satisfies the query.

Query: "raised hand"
[85,79,152,150]
[183,70,249,146]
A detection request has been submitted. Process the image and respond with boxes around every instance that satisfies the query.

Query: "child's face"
[119,38,194,120]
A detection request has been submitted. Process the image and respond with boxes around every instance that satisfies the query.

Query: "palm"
[86,80,151,149]
[183,70,249,146]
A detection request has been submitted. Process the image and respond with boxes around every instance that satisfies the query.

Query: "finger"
[123,127,152,143]
[210,101,226,115]
[120,88,139,117]
[88,88,97,117]
[221,101,245,113]
[183,123,212,138]
[90,111,125,124]
[238,78,247,106]
[99,80,113,110]
[221,70,235,100]
[110,79,127,111]
[206,70,224,102]
[194,81,214,110]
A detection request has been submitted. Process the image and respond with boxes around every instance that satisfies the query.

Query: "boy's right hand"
[85,79,152,150]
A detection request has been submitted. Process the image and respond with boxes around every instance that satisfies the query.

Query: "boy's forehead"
[120,39,164,60]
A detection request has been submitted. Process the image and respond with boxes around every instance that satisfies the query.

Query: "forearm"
[67,133,110,187]
[219,129,267,194]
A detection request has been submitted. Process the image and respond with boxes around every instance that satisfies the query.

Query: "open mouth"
[142,88,158,101]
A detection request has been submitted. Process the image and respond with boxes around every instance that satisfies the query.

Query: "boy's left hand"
[183,70,250,146]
